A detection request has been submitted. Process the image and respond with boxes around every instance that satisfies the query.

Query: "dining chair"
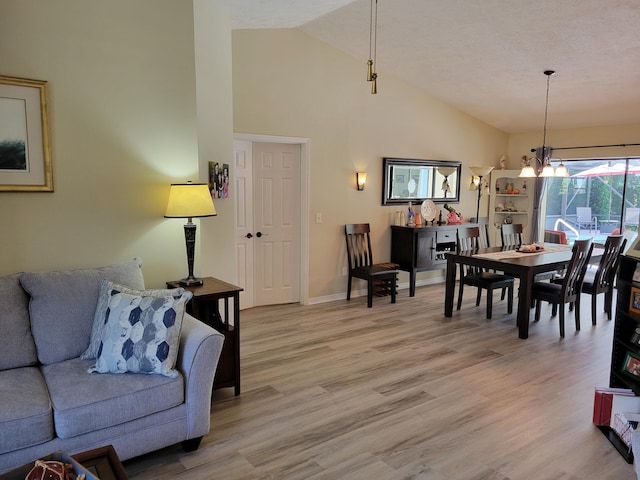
[455,226,514,319]
[344,223,398,308]
[532,238,593,338]
[501,223,523,248]
[581,234,627,323]
[543,229,568,245]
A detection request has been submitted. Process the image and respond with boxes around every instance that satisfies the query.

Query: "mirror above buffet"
[382,158,461,206]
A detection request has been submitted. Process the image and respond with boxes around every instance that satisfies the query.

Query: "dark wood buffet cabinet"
[391,224,476,296]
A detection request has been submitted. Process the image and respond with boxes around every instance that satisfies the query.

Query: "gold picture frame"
[0,75,53,191]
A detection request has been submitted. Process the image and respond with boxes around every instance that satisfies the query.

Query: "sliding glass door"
[541,158,639,244]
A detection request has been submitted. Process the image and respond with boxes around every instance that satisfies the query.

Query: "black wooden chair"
[581,235,627,323]
[345,224,398,308]
[456,226,514,319]
[532,238,593,337]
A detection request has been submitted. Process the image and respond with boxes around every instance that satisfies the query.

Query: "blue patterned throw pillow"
[81,280,185,360]
[88,286,192,377]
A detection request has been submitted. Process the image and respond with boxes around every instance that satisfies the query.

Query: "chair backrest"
[592,235,627,290]
[576,207,593,222]
[560,238,594,301]
[501,223,523,248]
[456,227,481,251]
[544,229,568,245]
[345,223,374,270]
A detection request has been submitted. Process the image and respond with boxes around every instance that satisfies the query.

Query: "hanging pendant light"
[366,0,378,94]
[520,70,556,177]
[555,160,569,177]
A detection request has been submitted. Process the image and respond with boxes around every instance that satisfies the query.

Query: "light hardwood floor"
[124,282,635,479]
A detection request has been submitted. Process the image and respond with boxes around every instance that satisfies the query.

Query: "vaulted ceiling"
[220,0,640,134]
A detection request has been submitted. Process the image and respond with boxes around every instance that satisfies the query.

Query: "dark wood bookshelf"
[603,254,640,463]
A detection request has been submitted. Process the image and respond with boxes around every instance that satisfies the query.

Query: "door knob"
[245,233,253,239]
[256,232,263,238]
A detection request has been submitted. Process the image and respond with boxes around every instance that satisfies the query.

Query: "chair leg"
[551,303,558,317]
[535,300,541,322]
[457,281,464,310]
[476,288,482,306]
[367,281,374,308]
[591,293,597,326]
[347,275,352,301]
[575,295,581,331]
[501,287,506,301]
[605,289,613,319]
[559,304,565,338]
[507,284,513,314]
[486,288,493,319]
[390,275,397,304]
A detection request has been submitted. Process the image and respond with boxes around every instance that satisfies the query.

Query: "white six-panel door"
[234,140,301,309]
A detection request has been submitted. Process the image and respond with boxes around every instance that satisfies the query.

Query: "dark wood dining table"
[444,244,594,339]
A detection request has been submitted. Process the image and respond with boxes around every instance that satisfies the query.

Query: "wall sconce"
[356,172,367,190]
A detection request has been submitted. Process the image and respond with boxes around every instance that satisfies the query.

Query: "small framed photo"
[630,287,640,315]
[622,351,640,379]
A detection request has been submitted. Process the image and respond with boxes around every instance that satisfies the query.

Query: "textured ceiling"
[220,0,640,134]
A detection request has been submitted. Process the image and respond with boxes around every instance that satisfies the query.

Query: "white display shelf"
[489,169,534,244]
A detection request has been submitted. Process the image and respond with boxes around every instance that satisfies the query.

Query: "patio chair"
[344,223,398,308]
[624,207,640,230]
[576,207,597,233]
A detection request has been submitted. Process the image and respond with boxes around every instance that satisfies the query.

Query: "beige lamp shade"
[164,183,216,219]
[469,166,494,177]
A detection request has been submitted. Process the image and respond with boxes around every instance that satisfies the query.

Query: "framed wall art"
[621,351,640,380]
[0,75,53,192]
[209,161,229,199]
[630,287,640,316]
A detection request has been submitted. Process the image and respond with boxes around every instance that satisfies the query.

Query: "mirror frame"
[382,157,462,206]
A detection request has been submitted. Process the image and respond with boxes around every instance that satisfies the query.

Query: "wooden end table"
[167,276,243,396]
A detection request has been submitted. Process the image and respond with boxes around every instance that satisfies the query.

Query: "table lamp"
[164,182,216,286]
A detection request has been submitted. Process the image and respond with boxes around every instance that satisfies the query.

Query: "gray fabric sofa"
[0,259,224,473]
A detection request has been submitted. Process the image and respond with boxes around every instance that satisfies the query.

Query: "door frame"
[234,133,310,306]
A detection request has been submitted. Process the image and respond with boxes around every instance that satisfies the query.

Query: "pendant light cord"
[373,0,378,72]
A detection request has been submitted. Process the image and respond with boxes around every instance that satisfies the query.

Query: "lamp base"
[178,276,204,287]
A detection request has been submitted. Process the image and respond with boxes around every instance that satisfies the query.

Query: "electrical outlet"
[342,267,347,276]
[315,212,322,224]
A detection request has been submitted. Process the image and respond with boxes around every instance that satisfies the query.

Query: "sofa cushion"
[88,287,192,377]
[81,280,185,360]
[0,274,38,371]
[42,358,184,439]
[0,367,54,454]
[20,258,145,365]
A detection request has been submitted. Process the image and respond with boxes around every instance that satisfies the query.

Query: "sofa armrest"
[177,313,224,439]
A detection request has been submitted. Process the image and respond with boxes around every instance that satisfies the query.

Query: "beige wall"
[231,29,510,300]
[4,3,637,301]
[0,0,233,288]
